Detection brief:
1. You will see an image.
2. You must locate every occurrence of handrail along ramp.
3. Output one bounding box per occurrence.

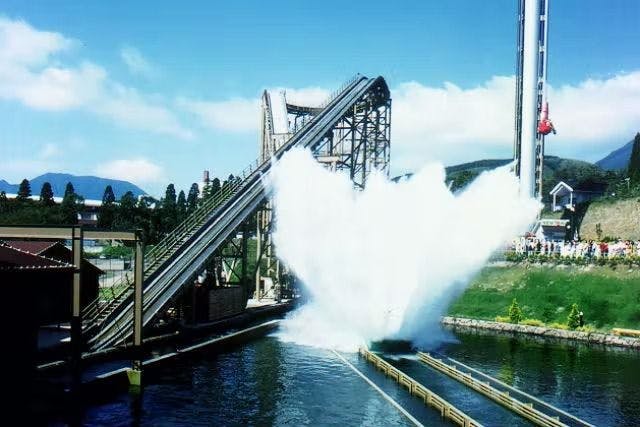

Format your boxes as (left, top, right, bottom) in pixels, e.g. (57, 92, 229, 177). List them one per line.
(417, 352, 570, 427)
(360, 348, 483, 427)
(87, 75, 390, 351)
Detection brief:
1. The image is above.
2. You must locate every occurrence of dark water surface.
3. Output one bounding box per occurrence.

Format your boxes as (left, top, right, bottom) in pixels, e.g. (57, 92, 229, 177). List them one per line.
(438, 328, 640, 427)
(60, 328, 639, 426)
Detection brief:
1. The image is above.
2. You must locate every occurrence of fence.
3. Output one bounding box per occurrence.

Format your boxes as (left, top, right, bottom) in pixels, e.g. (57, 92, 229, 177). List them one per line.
(417, 352, 568, 427)
(359, 348, 483, 427)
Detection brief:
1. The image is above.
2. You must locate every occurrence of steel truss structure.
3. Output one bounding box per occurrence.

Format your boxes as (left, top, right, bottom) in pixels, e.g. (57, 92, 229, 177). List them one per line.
(81, 75, 392, 352)
(513, 0, 550, 200)
(310, 89, 391, 189)
(252, 83, 392, 298)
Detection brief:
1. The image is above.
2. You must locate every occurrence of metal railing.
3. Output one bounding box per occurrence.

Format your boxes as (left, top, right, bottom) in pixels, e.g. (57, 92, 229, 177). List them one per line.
(86, 74, 372, 347)
(82, 160, 265, 324)
(359, 348, 483, 427)
(417, 352, 568, 427)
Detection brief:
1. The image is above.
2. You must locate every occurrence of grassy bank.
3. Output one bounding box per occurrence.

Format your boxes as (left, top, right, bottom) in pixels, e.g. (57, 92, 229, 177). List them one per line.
(448, 265, 640, 330)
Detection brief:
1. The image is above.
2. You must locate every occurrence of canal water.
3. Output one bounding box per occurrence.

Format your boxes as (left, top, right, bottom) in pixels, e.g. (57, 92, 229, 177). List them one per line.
(56, 328, 639, 426)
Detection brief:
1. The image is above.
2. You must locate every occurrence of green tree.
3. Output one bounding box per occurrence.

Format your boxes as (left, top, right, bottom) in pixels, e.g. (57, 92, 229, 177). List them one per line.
(163, 184, 177, 209)
(177, 190, 187, 222)
(162, 184, 178, 232)
(114, 191, 137, 230)
(201, 182, 212, 200)
(211, 177, 221, 197)
(508, 298, 523, 324)
(628, 132, 640, 185)
(60, 182, 81, 224)
(186, 183, 200, 213)
(567, 303, 580, 330)
(98, 185, 117, 229)
(221, 175, 232, 195)
(64, 182, 75, 198)
(135, 195, 159, 244)
(102, 185, 116, 204)
(17, 178, 31, 201)
(0, 191, 8, 214)
(39, 182, 55, 206)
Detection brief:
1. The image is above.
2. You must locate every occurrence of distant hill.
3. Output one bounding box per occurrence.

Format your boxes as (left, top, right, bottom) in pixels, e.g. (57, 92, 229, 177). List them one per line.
(393, 156, 609, 202)
(0, 173, 147, 200)
(596, 139, 634, 171)
(445, 159, 511, 174)
(447, 156, 608, 197)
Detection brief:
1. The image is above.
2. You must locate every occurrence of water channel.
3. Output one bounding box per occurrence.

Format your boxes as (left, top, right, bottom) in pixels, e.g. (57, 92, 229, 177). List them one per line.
(51, 326, 639, 426)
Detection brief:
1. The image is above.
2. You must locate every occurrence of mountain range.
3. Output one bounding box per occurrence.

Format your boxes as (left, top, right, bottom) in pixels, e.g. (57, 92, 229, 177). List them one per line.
(0, 173, 147, 200)
(595, 138, 634, 171)
(1, 136, 635, 201)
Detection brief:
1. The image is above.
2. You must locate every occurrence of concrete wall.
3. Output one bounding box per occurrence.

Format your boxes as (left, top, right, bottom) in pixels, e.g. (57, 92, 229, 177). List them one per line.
(442, 316, 640, 350)
(579, 199, 640, 240)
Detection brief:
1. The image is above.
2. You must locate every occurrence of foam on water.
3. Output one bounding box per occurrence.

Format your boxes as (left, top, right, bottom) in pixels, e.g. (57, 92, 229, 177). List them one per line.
(268, 148, 540, 351)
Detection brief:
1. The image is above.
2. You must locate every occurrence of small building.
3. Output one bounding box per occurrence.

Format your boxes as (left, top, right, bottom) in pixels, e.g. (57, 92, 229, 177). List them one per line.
(532, 219, 570, 241)
(0, 240, 102, 323)
(77, 199, 102, 226)
(549, 180, 607, 212)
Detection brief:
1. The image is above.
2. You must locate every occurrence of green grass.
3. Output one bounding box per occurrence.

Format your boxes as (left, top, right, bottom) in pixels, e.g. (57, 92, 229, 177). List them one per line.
(448, 265, 640, 330)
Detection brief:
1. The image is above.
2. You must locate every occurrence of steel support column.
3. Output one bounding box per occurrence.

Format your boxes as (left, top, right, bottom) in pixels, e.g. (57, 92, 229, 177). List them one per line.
(127, 235, 144, 387)
(70, 226, 83, 390)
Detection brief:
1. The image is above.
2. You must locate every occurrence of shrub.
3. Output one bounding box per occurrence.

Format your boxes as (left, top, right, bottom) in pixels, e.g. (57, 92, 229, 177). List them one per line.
(101, 244, 133, 259)
(508, 298, 523, 324)
(576, 325, 596, 333)
(505, 252, 519, 262)
(495, 315, 510, 323)
(567, 303, 581, 330)
(521, 318, 545, 327)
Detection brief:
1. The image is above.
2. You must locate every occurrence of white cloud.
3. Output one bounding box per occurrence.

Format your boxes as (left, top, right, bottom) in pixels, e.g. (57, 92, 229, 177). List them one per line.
(390, 72, 640, 171)
(179, 97, 260, 133)
(0, 17, 73, 66)
(40, 143, 61, 159)
(274, 86, 330, 107)
(0, 17, 191, 138)
(96, 158, 165, 184)
(4, 62, 106, 110)
(179, 86, 331, 134)
(550, 71, 640, 142)
(98, 84, 193, 139)
(0, 159, 55, 180)
(120, 45, 155, 78)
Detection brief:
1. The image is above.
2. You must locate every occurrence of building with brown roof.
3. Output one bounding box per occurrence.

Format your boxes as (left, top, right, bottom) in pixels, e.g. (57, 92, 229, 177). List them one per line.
(0, 241, 102, 324)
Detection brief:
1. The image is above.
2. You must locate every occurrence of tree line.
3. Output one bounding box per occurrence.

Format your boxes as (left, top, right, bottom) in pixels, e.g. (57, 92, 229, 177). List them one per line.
(604, 132, 640, 200)
(0, 180, 84, 225)
(0, 174, 240, 246)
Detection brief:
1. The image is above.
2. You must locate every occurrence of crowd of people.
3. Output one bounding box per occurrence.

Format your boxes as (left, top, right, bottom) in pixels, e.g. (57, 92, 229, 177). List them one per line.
(512, 237, 640, 259)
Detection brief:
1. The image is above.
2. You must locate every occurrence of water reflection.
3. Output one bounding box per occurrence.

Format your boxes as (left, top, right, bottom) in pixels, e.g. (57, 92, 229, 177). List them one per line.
(439, 326, 640, 426)
(63, 329, 640, 426)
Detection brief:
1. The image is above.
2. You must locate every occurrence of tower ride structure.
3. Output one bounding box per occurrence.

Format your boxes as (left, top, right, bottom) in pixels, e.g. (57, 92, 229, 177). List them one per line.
(513, 0, 553, 200)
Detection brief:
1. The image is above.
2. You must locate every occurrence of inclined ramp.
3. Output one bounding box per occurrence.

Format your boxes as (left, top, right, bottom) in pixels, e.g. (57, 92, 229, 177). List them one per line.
(86, 75, 390, 351)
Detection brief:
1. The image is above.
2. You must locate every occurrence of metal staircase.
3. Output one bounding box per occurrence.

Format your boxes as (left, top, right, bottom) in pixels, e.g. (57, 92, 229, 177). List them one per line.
(81, 172, 251, 331)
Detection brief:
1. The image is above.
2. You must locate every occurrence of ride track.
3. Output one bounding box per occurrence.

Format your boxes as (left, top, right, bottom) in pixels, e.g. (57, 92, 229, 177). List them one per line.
(84, 74, 391, 352)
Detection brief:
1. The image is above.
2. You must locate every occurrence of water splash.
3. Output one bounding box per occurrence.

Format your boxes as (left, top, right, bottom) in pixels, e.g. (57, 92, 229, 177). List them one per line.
(269, 148, 540, 351)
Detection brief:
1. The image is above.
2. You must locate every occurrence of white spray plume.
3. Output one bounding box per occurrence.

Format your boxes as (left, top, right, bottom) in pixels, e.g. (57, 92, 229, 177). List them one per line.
(269, 148, 540, 351)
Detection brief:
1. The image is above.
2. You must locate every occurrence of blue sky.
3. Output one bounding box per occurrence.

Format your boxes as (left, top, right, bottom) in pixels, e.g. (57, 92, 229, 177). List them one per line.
(1, 1, 639, 196)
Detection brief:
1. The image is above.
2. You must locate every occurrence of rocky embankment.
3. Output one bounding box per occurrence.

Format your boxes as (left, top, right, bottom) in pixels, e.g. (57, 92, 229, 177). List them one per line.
(442, 316, 640, 350)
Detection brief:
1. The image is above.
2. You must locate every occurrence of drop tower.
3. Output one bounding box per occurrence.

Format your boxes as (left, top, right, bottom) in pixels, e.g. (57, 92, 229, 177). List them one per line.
(514, 0, 554, 200)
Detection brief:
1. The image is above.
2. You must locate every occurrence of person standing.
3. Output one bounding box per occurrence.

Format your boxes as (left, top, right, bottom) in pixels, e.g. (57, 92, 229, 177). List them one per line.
(578, 311, 584, 327)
